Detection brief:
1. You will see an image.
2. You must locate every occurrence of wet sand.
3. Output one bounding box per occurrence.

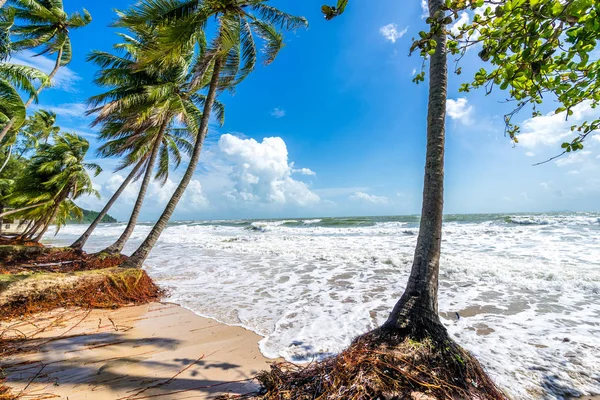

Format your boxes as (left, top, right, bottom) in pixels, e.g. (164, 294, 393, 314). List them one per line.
(1, 302, 275, 399)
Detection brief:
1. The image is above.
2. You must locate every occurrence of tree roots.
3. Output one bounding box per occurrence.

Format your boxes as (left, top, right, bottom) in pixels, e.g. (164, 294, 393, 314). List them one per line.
(254, 327, 507, 400)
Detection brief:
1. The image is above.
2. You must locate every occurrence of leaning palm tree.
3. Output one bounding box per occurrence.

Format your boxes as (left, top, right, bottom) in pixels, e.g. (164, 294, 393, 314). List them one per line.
(0, 0, 92, 144)
(8, 132, 100, 241)
(70, 28, 218, 252)
(117, 0, 307, 269)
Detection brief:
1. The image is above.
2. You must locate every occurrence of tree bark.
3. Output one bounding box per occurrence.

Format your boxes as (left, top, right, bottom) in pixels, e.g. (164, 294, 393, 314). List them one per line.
(121, 57, 224, 269)
(32, 203, 60, 242)
(70, 160, 144, 251)
(0, 145, 12, 173)
(102, 121, 169, 254)
(21, 218, 42, 240)
(0, 47, 63, 144)
(384, 0, 447, 334)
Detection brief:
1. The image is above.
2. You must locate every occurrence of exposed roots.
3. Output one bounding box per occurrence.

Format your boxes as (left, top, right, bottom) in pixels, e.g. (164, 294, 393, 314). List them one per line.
(255, 328, 507, 400)
(0, 380, 17, 400)
(0, 269, 162, 321)
(0, 237, 42, 247)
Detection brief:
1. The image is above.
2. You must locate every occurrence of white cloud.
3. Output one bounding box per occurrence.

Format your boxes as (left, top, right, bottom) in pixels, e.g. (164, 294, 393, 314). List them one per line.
(446, 98, 473, 124)
(518, 101, 597, 149)
(292, 167, 316, 176)
(218, 134, 320, 207)
(10, 50, 81, 92)
(421, 0, 429, 18)
(271, 107, 286, 118)
(350, 191, 390, 205)
(540, 182, 550, 190)
(525, 152, 535, 157)
(555, 150, 592, 167)
(379, 24, 408, 43)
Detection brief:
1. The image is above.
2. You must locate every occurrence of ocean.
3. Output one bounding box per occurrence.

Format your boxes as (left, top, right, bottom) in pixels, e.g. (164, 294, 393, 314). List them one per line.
(47, 212, 600, 399)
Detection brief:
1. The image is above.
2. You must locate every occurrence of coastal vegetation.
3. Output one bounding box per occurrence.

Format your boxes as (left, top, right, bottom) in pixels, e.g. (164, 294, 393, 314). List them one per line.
(1, 0, 599, 399)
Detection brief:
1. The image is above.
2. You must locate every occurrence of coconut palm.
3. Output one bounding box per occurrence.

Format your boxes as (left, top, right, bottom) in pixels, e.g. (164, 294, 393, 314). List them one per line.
(8, 132, 100, 241)
(117, 0, 307, 269)
(0, 62, 48, 173)
(70, 29, 220, 252)
(0, 62, 48, 140)
(0, 6, 14, 60)
(0, 0, 92, 145)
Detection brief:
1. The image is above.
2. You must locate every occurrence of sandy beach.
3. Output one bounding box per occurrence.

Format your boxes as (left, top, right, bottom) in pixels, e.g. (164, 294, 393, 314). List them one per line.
(1, 302, 275, 399)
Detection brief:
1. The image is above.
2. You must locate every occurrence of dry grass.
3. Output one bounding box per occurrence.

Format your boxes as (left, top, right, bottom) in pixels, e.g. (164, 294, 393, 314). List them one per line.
(253, 329, 508, 400)
(0, 246, 127, 273)
(0, 268, 161, 322)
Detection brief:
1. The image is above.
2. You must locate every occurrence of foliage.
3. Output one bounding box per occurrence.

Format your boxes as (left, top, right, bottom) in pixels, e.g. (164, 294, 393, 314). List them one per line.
(445, 0, 600, 155)
(11, 109, 59, 156)
(86, 26, 208, 182)
(8, 133, 101, 236)
(9, 0, 92, 66)
(0, 63, 48, 136)
(322, 0, 348, 20)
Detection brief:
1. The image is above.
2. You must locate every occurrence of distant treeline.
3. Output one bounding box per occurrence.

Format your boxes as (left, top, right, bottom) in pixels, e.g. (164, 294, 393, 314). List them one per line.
(68, 209, 117, 224)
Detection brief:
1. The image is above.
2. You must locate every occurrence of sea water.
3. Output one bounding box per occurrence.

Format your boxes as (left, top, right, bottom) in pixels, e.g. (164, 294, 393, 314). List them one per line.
(47, 212, 600, 399)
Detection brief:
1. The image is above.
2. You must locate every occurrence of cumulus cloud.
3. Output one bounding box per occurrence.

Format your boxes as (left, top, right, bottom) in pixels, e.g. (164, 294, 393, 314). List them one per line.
(446, 98, 473, 124)
(350, 191, 390, 205)
(518, 101, 597, 149)
(379, 24, 408, 43)
(271, 107, 286, 118)
(218, 134, 320, 206)
(10, 50, 81, 92)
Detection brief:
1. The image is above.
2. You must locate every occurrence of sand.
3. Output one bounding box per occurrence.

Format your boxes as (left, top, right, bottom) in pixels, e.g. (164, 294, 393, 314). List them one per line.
(1, 302, 276, 399)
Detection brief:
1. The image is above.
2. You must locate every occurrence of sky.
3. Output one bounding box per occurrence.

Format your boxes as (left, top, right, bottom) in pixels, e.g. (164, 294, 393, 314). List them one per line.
(10, 0, 600, 221)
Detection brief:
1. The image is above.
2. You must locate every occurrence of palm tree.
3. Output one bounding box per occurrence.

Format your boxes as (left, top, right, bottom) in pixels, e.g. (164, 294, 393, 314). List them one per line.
(8, 132, 100, 241)
(70, 29, 216, 252)
(0, 0, 92, 145)
(0, 62, 48, 173)
(0, 62, 48, 139)
(117, 0, 307, 269)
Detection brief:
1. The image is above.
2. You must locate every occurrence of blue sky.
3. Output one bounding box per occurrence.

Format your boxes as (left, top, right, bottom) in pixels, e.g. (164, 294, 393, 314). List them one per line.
(11, 0, 600, 221)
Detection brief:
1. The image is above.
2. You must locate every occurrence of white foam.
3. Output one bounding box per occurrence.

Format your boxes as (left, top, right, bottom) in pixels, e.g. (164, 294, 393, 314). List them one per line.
(45, 213, 600, 399)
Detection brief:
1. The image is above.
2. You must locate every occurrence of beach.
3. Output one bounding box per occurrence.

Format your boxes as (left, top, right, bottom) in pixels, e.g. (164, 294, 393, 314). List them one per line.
(41, 212, 600, 399)
(1, 302, 274, 399)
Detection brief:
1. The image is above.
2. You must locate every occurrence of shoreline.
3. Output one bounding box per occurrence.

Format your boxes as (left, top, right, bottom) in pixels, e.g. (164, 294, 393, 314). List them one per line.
(1, 302, 276, 399)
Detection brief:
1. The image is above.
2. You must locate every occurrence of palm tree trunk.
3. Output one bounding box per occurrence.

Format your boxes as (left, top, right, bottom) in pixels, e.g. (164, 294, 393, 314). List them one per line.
(121, 57, 224, 269)
(103, 121, 169, 254)
(0, 200, 52, 218)
(24, 218, 44, 240)
(0, 47, 63, 144)
(33, 203, 60, 242)
(383, 0, 447, 335)
(70, 160, 144, 251)
(0, 145, 11, 173)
